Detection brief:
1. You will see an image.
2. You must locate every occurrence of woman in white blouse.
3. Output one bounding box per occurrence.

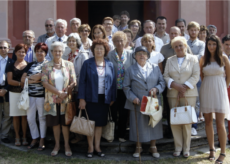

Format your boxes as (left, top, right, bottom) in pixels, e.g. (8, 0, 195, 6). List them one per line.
(141, 34, 164, 73)
(78, 24, 93, 52)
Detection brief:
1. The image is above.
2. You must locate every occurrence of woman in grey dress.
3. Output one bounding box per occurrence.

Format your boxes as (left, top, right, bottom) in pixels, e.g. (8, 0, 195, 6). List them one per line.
(123, 46, 165, 158)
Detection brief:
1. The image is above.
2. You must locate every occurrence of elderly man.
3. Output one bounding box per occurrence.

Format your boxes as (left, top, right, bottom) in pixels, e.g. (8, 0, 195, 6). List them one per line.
(37, 18, 55, 43)
(12, 30, 36, 62)
(207, 24, 217, 35)
(45, 19, 68, 60)
(0, 41, 13, 143)
(70, 18, 81, 33)
(154, 16, 170, 44)
(175, 18, 190, 40)
(135, 20, 164, 52)
(160, 26, 193, 139)
(102, 17, 114, 45)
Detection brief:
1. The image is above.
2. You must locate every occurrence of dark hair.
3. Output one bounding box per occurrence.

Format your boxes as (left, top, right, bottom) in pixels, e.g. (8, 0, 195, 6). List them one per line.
(199, 25, 209, 38)
(91, 24, 107, 41)
(34, 43, 48, 55)
(222, 34, 230, 44)
(14, 43, 28, 54)
(175, 18, 186, 26)
(120, 10, 130, 18)
(156, 16, 167, 23)
(203, 35, 223, 67)
(91, 39, 110, 57)
(123, 29, 134, 39)
(113, 15, 121, 21)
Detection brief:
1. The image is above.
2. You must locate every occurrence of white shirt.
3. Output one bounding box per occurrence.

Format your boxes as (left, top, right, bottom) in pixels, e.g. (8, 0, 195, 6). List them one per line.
(135, 35, 164, 52)
(167, 57, 194, 90)
(137, 63, 147, 80)
(148, 51, 164, 64)
(0, 55, 8, 86)
(112, 26, 118, 34)
(54, 69, 64, 91)
(79, 38, 93, 52)
(97, 67, 105, 94)
(108, 35, 113, 46)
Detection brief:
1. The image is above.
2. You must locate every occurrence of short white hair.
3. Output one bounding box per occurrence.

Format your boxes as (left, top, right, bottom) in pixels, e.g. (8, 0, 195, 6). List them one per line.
(68, 33, 82, 48)
(45, 18, 54, 25)
(23, 30, 35, 38)
(70, 18, 81, 26)
(55, 19, 67, 28)
(50, 42, 65, 53)
(171, 36, 188, 51)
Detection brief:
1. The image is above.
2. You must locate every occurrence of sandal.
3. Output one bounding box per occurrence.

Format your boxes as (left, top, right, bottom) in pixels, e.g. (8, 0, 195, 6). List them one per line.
(15, 138, 21, 146)
(51, 149, 60, 156)
(208, 149, 216, 161)
(86, 152, 93, 158)
(94, 151, 105, 157)
(215, 153, 226, 164)
(37, 145, 45, 151)
(22, 138, 28, 146)
(133, 147, 143, 158)
(173, 151, 181, 157)
(28, 141, 38, 149)
(183, 152, 190, 158)
(149, 146, 160, 158)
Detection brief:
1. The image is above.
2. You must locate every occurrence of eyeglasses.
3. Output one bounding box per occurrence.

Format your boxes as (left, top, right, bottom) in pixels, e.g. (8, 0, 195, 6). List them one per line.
(23, 36, 33, 39)
(0, 47, 8, 50)
(104, 23, 113, 26)
(45, 24, 53, 27)
(95, 48, 105, 51)
(131, 25, 139, 28)
(81, 30, 89, 33)
(93, 32, 102, 36)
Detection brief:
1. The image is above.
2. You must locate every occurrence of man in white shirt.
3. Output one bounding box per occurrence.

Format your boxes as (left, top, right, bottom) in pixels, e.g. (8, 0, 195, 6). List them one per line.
(154, 16, 170, 44)
(135, 20, 164, 52)
(37, 18, 55, 43)
(102, 17, 114, 45)
(118, 11, 130, 31)
(207, 24, 217, 35)
(46, 19, 68, 60)
(175, 18, 190, 40)
(0, 41, 13, 143)
(12, 30, 36, 62)
(70, 18, 81, 33)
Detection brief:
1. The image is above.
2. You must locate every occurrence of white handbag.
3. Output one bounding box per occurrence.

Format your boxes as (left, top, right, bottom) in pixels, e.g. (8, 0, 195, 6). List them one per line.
(170, 96, 197, 125)
(148, 106, 163, 128)
(102, 108, 115, 142)
(18, 78, 29, 110)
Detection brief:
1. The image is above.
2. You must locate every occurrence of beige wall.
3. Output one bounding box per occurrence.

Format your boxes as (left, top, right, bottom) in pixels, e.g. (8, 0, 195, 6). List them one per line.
(29, 0, 56, 41)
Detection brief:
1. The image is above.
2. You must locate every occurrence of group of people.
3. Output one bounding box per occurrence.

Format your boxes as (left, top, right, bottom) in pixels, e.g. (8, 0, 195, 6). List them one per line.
(0, 10, 229, 163)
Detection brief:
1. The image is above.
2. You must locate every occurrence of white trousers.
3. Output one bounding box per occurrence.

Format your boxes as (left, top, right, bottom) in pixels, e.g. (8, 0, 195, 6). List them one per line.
(27, 97, 46, 139)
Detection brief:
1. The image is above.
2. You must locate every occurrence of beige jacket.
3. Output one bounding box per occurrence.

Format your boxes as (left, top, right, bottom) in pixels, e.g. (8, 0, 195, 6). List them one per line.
(163, 53, 200, 98)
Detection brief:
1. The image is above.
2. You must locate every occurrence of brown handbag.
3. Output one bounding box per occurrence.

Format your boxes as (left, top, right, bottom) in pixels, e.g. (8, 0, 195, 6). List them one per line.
(70, 109, 95, 136)
(65, 94, 76, 125)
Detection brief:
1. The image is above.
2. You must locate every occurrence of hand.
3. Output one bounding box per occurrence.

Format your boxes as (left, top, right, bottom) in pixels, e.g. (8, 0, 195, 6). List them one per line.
(149, 88, 158, 97)
(56, 97, 63, 104)
(0, 89, 7, 97)
(182, 84, 189, 89)
(79, 99, 86, 110)
(67, 85, 74, 95)
(29, 73, 42, 81)
(58, 91, 68, 99)
(133, 98, 140, 105)
(110, 101, 114, 106)
(174, 83, 187, 94)
(130, 42, 135, 48)
(178, 92, 185, 98)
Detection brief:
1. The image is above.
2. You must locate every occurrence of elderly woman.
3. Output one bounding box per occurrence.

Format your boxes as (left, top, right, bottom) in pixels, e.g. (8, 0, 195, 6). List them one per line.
(63, 33, 82, 62)
(91, 24, 114, 51)
(6, 44, 28, 146)
(78, 24, 93, 52)
(41, 42, 76, 157)
(199, 35, 230, 164)
(198, 25, 209, 43)
(123, 46, 165, 158)
(128, 20, 142, 43)
(163, 36, 200, 157)
(78, 39, 116, 158)
(141, 34, 164, 73)
(123, 29, 134, 50)
(107, 31, 135, 142)
(21, 43, 48, 150)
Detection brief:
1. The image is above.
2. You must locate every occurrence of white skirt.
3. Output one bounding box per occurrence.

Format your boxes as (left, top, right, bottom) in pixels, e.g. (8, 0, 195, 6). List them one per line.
(9, 92, 27, 116)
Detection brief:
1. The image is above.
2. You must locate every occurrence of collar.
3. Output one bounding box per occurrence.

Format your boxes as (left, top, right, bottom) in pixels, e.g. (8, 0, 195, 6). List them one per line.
(0, 55, 8, 61)
(46, 33, 55, 38)
(154, 32, 168, 37)
(188, 38, 198, 43)
(55, 34, 66, 41)
(50, 59, 66, 68)
(108, 35, 112, 39)
(137, 62, 147, 71)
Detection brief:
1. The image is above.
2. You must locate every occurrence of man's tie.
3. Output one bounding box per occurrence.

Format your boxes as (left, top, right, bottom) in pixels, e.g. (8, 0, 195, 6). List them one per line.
(58, 38, 61, 42)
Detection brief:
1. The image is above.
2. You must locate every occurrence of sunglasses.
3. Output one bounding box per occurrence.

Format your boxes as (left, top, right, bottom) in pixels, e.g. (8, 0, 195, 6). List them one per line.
(0, 47, 8, 50)
(45, 24, 53, 27)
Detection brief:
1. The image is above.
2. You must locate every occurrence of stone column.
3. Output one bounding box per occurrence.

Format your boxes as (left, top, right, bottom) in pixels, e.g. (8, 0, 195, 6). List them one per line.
(0, 1, 11, 45)
(29, 0, 56, 42)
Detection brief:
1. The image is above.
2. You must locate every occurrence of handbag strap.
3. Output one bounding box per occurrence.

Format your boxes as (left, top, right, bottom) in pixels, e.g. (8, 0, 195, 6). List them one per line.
(78, 108, 90, 121)
(175, 94, 188, 108)
(108, 108, 113, 121)
(24, 78, 28, 91)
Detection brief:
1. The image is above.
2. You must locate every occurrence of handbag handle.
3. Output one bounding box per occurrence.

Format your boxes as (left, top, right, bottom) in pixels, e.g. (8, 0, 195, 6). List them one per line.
(108, 108, 113, 121)
(78, 108, 90, 121)
(150, 91, 158, 99)
(24, 78, 28, 91)
(174, 94, 189, 108)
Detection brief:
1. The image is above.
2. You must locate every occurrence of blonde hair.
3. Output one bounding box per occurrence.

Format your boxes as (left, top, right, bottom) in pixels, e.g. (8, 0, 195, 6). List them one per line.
(141, 34, 156, 51)
(187, 21, 200, 31)
(78, 24, 91, 33)
(171, 36, 188, 53)
(128, 19, 142, 34)
(112, 31, 127, 46)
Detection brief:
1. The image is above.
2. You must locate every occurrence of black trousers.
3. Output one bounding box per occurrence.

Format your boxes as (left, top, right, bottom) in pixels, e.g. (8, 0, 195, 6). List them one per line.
(162, 89, 172, 135)
(110, 89, 129, 138)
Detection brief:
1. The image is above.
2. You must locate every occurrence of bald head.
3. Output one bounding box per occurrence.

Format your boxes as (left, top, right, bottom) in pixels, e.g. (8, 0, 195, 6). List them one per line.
(169, 26, 181, 40)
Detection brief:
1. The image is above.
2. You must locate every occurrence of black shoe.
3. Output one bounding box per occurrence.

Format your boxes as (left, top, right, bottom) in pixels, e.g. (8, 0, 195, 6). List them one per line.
(217, 142, 220, 148)
(94, 151, 105, 157)
(86, 152, 93, 158)
(228, 140, 230, 145)
(1, 138, 11, 143)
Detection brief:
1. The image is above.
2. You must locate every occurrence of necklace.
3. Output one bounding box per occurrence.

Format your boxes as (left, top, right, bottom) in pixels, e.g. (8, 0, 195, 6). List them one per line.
(95, 60, 105, 76)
